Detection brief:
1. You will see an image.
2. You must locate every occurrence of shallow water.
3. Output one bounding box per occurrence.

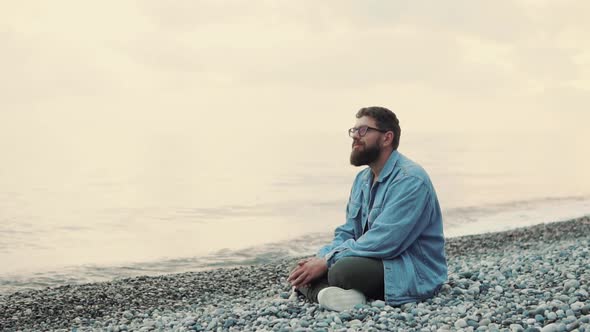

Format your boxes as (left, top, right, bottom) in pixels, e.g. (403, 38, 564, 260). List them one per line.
(1, 130, 589, 294)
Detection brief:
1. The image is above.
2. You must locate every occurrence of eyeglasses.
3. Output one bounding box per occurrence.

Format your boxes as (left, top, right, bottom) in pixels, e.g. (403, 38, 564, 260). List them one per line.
(348, 126, 387, 137)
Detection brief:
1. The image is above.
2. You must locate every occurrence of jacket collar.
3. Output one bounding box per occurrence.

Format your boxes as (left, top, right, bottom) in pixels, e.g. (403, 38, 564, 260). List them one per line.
(363, 150, 400, 184)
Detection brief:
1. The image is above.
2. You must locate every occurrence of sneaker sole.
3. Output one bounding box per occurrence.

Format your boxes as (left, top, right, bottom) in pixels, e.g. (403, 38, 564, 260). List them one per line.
(317, 286, 366, 312)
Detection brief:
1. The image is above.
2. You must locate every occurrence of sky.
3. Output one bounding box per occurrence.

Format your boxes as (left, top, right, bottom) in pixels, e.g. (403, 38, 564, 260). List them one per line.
(1, 1, 589, 144)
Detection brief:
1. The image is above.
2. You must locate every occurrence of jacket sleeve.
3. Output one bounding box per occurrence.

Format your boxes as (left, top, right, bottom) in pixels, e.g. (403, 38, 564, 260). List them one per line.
(325, 176, 431, 267)
(316, 172, 365, 258)
(316, 202, 356, 258)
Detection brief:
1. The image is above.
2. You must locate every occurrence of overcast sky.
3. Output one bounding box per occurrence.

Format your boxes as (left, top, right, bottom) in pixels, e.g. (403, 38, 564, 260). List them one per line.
(1, 1, 589, 141)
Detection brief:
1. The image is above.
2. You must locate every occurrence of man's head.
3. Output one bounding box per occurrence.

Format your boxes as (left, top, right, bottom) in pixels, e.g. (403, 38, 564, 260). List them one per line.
(349, 106, 401, 166)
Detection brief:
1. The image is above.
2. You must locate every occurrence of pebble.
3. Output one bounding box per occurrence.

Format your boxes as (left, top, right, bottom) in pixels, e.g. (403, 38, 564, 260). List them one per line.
(371, 300, 386, 308)
(455, 319, 468, 328)
(572, 302, 585, 311)
(556, 310, 565, 318)
(480, 319, 491, 326)
(540, 323, 560, 332)
(545, 311, 557, 321)
(564, 280, 580, 291)
(349, 319, 362, 326)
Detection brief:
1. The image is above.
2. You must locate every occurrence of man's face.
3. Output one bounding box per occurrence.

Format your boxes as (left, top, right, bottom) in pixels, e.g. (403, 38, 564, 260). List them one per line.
(350, 116, 382, 166)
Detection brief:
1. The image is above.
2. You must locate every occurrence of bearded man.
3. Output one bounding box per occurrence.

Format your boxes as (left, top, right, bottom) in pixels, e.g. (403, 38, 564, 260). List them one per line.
(287, 106, 448, 311)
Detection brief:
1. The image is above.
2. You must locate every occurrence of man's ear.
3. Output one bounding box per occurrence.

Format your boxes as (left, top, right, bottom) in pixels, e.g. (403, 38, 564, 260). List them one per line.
(384, 132, 394, 147)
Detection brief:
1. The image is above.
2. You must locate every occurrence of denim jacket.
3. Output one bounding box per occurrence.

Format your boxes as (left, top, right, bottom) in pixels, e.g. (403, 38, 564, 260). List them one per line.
(317, 151, 448, 305)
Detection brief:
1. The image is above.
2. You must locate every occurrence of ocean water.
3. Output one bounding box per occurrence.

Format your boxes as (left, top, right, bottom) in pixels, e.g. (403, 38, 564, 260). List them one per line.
(1, 130, 589, 294)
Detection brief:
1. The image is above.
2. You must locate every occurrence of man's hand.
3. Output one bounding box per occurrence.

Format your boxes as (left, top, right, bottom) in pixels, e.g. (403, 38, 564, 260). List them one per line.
(287, 257, 328, 289)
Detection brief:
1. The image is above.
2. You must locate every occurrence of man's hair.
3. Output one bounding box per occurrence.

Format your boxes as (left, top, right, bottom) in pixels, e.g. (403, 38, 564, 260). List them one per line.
(356, 106, 401, 150)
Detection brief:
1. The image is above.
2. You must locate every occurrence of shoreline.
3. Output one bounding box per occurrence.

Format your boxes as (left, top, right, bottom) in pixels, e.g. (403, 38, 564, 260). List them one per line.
(3, 210, 589, 296)
(1, 215, 589, 331)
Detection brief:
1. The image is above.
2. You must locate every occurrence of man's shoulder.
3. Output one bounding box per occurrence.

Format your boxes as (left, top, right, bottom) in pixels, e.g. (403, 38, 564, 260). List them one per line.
(392, 152, 431, 185)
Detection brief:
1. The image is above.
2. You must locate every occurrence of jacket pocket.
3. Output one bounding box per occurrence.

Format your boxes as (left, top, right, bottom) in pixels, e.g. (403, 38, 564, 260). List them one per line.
(347, 203, 362, 238)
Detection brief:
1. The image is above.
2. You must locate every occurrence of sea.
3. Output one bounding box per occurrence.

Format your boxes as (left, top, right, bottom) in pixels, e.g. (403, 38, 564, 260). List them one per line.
(1, 129, 589, 295)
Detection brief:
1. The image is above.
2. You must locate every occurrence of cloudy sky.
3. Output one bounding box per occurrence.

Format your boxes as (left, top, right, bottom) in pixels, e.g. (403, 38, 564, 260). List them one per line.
(1, 1, 589, 141)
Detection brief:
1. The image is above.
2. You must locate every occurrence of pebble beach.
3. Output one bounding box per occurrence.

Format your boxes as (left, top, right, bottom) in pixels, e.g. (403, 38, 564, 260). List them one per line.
(1, 216, 590, 332)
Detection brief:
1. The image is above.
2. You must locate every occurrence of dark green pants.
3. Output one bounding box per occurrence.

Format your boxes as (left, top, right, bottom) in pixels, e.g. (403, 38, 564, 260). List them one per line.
(296, 256, 385, 302)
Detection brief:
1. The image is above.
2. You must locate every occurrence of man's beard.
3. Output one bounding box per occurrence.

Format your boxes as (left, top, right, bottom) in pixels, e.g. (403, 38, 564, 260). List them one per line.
(350, 141, 381, 166)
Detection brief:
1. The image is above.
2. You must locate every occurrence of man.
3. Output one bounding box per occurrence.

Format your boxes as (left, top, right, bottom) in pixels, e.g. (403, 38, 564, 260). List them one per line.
(287, 106, 447, 311)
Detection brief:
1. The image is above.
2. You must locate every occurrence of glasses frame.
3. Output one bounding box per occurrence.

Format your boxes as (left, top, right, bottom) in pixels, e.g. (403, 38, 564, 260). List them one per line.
(348, 125, 388, 137)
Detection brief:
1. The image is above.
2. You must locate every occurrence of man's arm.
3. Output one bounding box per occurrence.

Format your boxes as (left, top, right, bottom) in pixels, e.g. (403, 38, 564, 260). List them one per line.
(325, 176, 431, 267)
(316, 172, 365, 258)
(316, 204, 356, 258)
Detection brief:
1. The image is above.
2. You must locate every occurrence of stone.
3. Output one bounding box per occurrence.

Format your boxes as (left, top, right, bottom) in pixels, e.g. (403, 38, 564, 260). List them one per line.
(566, 321, 580, 331)
(556, 310, 565, 318)
(223, 319, 236, 329)
(571, 302, 585, 311)
(545, 312, 557, 321)
(540, 323, 560, 332)
(371, 300, 386, 308)
(480, 319, 491, 326)
(455, 319, 468, 329)
(338, 313, 351, 321)
(524, 328, 540, 332)
(467, 319, 479, 328)
(564, 280, 580, 291)
(456, 305, 467, 315)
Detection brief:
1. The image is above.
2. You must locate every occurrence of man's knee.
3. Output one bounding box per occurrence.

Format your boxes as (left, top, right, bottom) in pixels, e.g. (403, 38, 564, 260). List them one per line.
(327, 257, 362, 289)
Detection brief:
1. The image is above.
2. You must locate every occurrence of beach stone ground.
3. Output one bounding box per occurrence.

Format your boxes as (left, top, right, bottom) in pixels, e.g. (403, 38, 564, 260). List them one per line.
(1, 216, 589, 331)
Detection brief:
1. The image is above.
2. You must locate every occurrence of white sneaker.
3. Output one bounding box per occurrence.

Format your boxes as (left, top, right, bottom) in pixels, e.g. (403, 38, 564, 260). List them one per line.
(317, 286, 366, 312)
